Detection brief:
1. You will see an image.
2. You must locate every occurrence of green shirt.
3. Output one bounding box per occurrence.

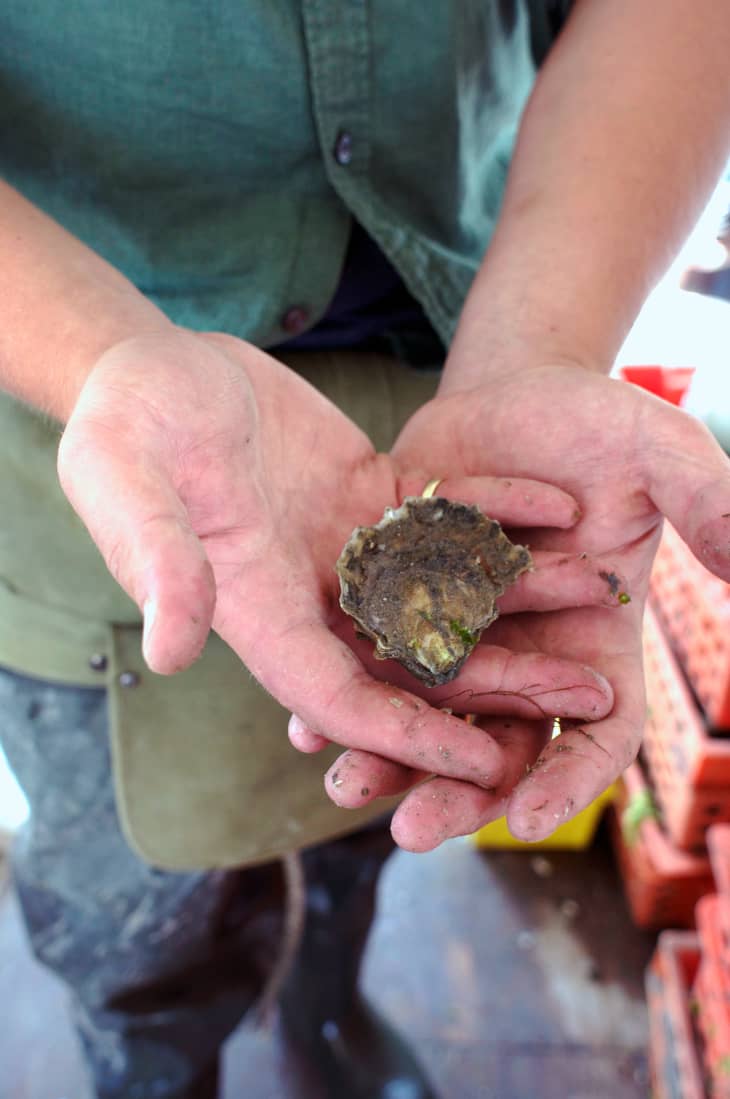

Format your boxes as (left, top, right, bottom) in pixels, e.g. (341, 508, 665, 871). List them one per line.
(0, 1, 565, 347)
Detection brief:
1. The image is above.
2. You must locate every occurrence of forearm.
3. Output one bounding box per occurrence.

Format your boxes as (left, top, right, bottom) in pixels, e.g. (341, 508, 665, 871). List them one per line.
(444, 0, 730, 392)
(0, 180, 173, 420)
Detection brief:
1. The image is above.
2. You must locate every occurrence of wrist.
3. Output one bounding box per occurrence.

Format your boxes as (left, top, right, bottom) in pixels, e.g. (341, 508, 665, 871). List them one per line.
(440, 228, 623, 397)
(53, 313, 177, 424)
(6, 303, 176, 425)
(0, 180, 175, 422)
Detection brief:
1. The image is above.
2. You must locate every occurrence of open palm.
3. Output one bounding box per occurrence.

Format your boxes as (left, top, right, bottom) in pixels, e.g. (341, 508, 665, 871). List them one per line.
(337, 363, 730, 848)
(58, 334, 629, 831)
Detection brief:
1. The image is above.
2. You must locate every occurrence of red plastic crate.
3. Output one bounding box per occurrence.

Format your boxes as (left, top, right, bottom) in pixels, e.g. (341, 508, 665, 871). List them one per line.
(620, 365, 695, 406)
(610, 760, 714, 930)
(695, 894, 730, 1001)
(708, 826, 730, 895)
(694, 896, 730, 1095)
(646, 954, 673, 1099)
(694, 961, 730, 1097)
(644, 603, 730, 786)
(641, 605, 730, 850)
(695, 894, 730, 1004)
(650, 522, 730, 729)
(646, 931, 707, 1099)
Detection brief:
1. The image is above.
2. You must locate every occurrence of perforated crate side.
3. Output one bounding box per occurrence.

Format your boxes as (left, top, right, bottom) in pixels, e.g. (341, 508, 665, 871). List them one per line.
(610, 764, 714, 929)
(648, 932, 707, 1099)
(650, 523, 730, 728)
(643, 604, 730, 788)
(708, 825, 730, 895)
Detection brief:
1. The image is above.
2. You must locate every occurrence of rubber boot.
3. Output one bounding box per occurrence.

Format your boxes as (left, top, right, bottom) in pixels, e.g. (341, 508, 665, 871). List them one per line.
(279, 824, 439, 1099)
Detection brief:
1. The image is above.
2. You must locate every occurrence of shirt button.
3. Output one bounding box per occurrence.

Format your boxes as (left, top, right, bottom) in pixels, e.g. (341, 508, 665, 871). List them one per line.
(282, 305, 310, 335)
(88, 653, 108, 672)
(118, 670, 140, 688)
(333, 130, 353, 166)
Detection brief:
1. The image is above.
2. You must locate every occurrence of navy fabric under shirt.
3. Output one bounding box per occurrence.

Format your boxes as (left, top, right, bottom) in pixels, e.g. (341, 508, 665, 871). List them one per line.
(273, 221, 445, 367)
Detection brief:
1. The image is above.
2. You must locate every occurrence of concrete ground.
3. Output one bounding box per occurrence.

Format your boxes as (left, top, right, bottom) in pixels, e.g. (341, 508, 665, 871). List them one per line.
(0, 822, 655, 1099)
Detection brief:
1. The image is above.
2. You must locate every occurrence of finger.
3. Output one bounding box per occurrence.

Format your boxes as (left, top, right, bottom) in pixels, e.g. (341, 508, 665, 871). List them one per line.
(288, 713, 331, 753)
(223, 565, 612, 786)
(395, 473, 581, 528)
(326, 749, 423, 805)
(391, 718, 551, 851)
(337, 628, 615, 722)
(462, 603, 645, 841)
(327, 715, 548, 812)
(497, 549, 633, 613)
(643, 403, 730, 580)
(57, 429, 215, 675)
(227, 611, 509, 788)
(432, 646, 614, 720)
(505, 659, 644, 843)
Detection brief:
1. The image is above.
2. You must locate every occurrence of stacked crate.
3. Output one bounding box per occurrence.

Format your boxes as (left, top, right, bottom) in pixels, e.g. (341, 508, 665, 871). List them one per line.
(694, 894, 730, 1096)
(621, 370, 727, 1095)
(647, 826, 730, 1099)
(694, 827, 730, 1098)
(646, 930, 706, 1099)
(609, 527, 730, 930)
(609, 758, 714, 930)
(651, 521, 730, 732)
(641, 598, 730, 853)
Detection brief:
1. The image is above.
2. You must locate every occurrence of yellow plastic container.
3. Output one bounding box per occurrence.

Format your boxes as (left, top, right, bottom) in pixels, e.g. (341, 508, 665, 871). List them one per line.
(470, 784, 617, 851)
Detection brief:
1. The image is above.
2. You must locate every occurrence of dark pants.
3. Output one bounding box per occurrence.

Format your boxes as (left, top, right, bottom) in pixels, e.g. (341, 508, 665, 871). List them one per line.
(0, 666, 394, 1098)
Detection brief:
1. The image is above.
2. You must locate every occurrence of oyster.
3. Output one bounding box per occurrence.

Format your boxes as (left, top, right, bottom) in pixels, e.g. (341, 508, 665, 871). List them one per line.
(336, 496, 532, 687)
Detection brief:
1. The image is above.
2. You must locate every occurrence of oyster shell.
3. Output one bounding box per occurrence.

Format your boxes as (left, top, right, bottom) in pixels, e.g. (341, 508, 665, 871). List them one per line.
(336, 496, 532, 687)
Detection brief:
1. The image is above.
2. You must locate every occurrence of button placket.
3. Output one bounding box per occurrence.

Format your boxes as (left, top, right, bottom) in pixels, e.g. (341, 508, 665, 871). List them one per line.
(301, 0, 372, 181)
(287, 2, 372, 339)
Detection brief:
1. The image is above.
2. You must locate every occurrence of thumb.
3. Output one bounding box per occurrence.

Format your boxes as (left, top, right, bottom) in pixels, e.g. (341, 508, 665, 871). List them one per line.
(644, 402, 730, 580)
(57, 426, 215, 675)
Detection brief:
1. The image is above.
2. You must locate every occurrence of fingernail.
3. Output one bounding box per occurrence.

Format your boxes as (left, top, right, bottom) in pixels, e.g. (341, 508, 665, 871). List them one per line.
(515, 813, 542, 839)
(288, 713, 305, 738)
(584, 667, 612, 695)
(142, 599, 157, 655)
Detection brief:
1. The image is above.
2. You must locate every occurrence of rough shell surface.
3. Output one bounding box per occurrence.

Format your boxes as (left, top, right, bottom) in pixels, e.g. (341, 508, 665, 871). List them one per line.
(336, 496, 532, 687)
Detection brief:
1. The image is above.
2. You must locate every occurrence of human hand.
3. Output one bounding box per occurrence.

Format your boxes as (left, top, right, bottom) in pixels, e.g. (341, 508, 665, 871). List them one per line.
(58, 332, 623, 817)
(323, 363, 730, 849)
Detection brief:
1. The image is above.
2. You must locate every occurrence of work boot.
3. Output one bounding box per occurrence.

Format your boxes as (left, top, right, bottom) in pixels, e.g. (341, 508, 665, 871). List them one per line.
(65, 858, 288, 1099)
(279, 824, 439, 1099)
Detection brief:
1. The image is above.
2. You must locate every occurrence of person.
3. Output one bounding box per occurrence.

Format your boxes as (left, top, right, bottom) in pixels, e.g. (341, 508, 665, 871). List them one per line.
(1, 2, 730, 1097)
(682, 200, 730, 303)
